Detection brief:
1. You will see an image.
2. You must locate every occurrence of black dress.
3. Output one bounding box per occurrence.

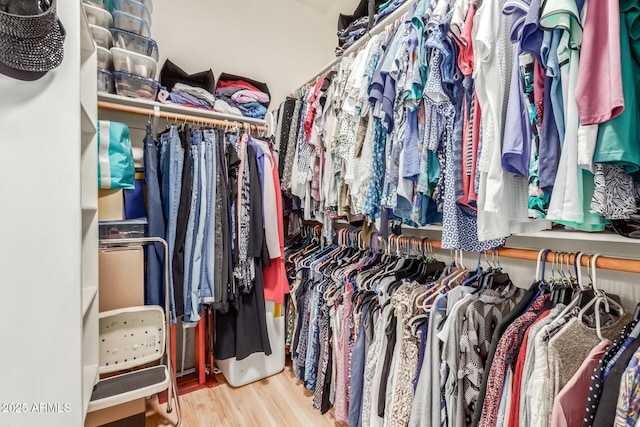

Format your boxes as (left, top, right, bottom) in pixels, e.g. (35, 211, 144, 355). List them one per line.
(214, 142, 272, 361)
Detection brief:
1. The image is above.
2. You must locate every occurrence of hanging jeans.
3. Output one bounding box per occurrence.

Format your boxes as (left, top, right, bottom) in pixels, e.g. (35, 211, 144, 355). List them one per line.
(183, 130, 204, 324)
(143, 124, 165, 307)
(159, 126, 183, 323)
(201, 129, 216, 303)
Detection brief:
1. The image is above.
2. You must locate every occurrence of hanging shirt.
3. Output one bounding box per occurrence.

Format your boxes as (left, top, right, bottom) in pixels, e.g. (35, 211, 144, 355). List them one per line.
(592, 1, 640, 175)
(614, 346, 640, 427)
(551, 340, 611, 427)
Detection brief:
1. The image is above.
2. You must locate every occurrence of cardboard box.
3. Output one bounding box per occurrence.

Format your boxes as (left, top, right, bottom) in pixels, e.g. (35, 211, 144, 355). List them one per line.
(98, 189, 124, 221)
(98, 246, 144, 312)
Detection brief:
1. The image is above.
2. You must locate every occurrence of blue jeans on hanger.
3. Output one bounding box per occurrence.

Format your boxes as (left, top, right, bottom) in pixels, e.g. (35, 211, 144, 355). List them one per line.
(200, 129, 216, 303)
(143, 124, 165, 307)
(183, 130, 204, 324)
(160, 126, 183, 323)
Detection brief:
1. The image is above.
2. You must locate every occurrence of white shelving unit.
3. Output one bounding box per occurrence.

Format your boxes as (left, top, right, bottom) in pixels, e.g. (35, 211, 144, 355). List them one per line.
(0, 1, 98, 425)
(80, 0, 99, 418)
(98, 92, 268, 126)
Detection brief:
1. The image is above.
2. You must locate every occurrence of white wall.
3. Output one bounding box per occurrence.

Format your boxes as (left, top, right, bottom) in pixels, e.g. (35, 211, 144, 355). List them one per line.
(151, 0, 360, 108)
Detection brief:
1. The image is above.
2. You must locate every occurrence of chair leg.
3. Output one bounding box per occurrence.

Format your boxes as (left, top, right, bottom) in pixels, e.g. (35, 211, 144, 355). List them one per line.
(170, 373, 182, 426)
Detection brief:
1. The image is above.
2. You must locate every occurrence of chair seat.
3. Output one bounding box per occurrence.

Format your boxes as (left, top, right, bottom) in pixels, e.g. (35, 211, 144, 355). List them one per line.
(88, 365, 170, 412)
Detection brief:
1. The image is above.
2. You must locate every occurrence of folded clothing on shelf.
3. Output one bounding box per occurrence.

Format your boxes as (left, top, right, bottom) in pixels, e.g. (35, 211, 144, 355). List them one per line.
(157, 82, 216, 110)
(214, 72, 270, 119)
(373, 0, 408, 25)
(236, 102, 268, 119)
(214, 99, 243, 116)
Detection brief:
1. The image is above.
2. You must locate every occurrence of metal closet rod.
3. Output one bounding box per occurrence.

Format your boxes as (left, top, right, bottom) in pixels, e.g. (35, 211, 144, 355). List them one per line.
(97, 101, 270, 132)
(331, 224, 640, 273)
(414, 238, 640, 274)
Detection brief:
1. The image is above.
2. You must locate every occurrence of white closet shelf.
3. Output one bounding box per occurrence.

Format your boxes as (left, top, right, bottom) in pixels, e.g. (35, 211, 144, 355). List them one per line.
(509, 229, 640, 244)
(334, 220, 640, 245)
(82, 286, 98, 318)
(98, 93, 268, 126)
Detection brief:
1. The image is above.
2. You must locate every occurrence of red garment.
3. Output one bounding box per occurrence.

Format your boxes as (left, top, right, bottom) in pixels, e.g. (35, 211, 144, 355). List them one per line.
(533, 59, 545, 125)
(262, 147, 289, 304)
(216, 79, 262, 93)
(454, 2, 476, 78)
(459, 100, 471, 206)
(480, 294, 550, 427)
(507, 309, 552, 427)
(468, 95, 481, 203)
(303, 77, 325, 141)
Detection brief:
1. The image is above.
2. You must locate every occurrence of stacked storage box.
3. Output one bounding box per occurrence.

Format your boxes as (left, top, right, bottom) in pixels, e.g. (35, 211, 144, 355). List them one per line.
(85, 0, 159, 101)
(83, 1, 115, 94)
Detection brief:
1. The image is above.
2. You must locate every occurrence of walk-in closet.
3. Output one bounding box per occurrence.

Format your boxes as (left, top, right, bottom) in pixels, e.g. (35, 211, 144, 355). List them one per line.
(2, 0, 640, 426)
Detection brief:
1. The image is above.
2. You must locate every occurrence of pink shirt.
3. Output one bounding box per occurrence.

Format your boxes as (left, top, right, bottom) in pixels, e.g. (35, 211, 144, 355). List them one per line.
(574, 0, 624, 125)
(550, 339, 612, 427)
(262, 144, 289, 305)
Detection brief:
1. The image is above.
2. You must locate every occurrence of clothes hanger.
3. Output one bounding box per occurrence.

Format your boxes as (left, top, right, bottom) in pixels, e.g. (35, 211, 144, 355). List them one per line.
(578, 254, 625, 340)
(462, 252, 484, 287)
(555, 252, 589, 320)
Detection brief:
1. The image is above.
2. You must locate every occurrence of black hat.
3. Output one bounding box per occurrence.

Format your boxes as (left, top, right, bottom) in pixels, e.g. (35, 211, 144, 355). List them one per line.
(612, 214, 640, 239)
(0, 0, 66, 81)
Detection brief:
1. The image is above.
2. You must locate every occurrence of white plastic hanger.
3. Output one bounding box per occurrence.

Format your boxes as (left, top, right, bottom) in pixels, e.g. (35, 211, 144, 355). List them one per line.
(535, 249, 546, 282)
(578, 254, 625, 340)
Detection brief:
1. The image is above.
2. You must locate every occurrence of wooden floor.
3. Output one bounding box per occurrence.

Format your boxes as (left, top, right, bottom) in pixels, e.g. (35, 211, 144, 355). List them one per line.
(146, 361, 339, 427)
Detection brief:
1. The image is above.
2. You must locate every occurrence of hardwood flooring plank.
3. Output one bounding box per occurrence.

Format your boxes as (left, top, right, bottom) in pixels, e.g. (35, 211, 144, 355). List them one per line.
(145, 363, 340, 427)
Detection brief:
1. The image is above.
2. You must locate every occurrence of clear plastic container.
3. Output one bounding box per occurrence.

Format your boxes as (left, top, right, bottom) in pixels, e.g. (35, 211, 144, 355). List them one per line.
(97, 69, 115, 93)
(113, 0, 151, 25)
(106, 0, 152, 13)
(110, 47, 156, 79)
(113, 71, 159, 100)
(99, 219, 147, 239)
(112, 10, 150, 37)
(109, 28, 158, 61)
(97, 46, 112, 70)
(83, 0, 105, 9)
(138, 0, 152, 13)
(83, 3, 113, 28)
(90, 24, 112, 49)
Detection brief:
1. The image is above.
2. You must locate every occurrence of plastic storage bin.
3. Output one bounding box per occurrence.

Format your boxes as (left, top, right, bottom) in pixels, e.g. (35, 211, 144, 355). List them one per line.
(137, 0, 152, 13)
(90, 24, 112, 48)
(113, 71, 158, 100)
(84, 3, 113, 28)
(97, 69, 115, 93)
(99, 219, 147, 239)
(97, 46, 112, 70)
(111, 47, 156, 79)
(113, 0, 151, 25)
(112, 10, 150, 37)
(215, 301, 285, 387)
(110, 28, 158, 61)
(83, 0, 105, 8)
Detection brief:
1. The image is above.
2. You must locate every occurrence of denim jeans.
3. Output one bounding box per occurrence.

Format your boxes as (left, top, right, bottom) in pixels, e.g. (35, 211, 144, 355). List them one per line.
(143, 124, 165, 307)
(160, 126, 183, 323)
(183, 130, 203, 323)
(201, 129, 216, 303)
